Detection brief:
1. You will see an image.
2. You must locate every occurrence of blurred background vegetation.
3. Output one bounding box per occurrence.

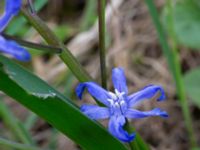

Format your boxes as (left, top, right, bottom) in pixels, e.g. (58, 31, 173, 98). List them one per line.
(1, 0, 200, 149)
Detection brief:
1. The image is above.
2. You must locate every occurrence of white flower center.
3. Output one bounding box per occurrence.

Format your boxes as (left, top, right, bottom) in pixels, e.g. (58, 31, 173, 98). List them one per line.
(107, 89, 126, 108)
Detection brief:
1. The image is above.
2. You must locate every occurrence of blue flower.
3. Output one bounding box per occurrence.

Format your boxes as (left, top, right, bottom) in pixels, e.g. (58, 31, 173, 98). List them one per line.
(76, 67, 168, 142)
(0, 0, 30, 61)
(0, 36, 31, 61)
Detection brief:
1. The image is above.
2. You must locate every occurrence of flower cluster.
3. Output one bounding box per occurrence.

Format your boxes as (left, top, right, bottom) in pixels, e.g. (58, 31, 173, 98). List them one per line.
(0, 0, 30, 61)
(76, 67, 168, 142)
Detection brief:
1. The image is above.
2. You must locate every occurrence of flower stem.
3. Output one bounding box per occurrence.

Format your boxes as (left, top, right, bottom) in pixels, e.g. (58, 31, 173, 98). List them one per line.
(144, 0, 197, 147)
(98, 0, 107, 89)
(27, 0, 36, 14)
(125, 121, 150, 150)
(20, 8, 92, 83)
(20, 8, 107, 107)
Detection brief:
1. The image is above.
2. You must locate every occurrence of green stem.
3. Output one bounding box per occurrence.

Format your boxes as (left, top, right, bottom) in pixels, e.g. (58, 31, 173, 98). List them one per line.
(98, 0, 107, 89)
(20, 8, 92, 82)
(144, 0, 197, 147)
(0, 99, 34, 145)
(0, 137, 44, 150)
(125, 121, 150, 150)
(20, 8, 105, 107)
(27, 0, 36, 14)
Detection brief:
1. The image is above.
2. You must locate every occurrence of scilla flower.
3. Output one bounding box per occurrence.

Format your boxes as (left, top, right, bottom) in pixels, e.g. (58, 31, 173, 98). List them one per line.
(76, 67, 168, 142)
(0, 0, 30, 61)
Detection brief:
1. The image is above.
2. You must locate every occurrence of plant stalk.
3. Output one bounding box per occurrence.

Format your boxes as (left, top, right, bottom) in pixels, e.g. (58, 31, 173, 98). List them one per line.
(125, 121, 150, 150)
(98, 0, 107, 89)
(21, 8, 92, 82)
(27, 0, 36, 14)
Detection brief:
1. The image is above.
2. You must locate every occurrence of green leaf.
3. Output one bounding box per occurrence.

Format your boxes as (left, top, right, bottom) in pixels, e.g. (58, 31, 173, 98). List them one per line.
(0, 55, 127, 150)
(171, 2, 200, 49)
(184, 67, 200, 108)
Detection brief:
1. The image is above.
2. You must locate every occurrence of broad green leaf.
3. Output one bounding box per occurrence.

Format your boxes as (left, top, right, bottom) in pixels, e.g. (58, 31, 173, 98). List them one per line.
(184, 67, 200, 108)
(172, 2, 200, 49)
(0, 55, 127, 150)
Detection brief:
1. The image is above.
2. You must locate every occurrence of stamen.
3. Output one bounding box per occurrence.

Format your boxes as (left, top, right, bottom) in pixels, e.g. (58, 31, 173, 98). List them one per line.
(107, 90, 126, 111)
(114, 103, 120, 107)
(120, 100, 125, 105)
(107, 98, 114, 105)
(108, 91, 117, 100)
(114, 89, 125, 98)
(114, 89, 120, 96)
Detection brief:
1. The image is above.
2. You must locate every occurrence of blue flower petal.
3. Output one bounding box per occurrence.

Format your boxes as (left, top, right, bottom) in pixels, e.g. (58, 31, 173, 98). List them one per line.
(125, 108, 168, 119)
(128, 84, 166, 107)
(5, 0, 22, 15)
(112, 67, 128, 94)
(0, 0, 22, 32)
(0, 13, 13, 32)
(81, 104, 110, 120)
(76, 82, 110, 106)
(0, 36, 31, 61)
(108, 115, 135, 142)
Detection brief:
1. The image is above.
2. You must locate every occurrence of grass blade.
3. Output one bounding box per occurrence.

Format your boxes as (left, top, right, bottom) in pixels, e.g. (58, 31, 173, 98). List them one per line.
(144, 0, 197, 147)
